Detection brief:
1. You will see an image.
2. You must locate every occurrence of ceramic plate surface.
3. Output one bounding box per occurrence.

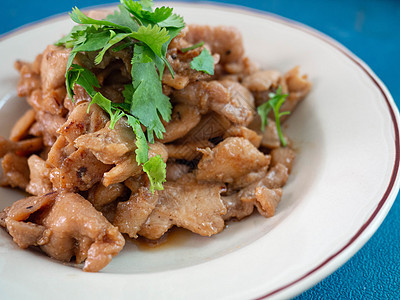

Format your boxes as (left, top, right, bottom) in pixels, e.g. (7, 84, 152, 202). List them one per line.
(0, 2, 399, 299)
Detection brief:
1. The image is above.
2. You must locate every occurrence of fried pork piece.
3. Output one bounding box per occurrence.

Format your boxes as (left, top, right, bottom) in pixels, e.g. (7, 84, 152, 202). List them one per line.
(14, 54, 42, 97)
(137, 175, 226, 239)
(173, 80, 254, 126)
(221, 193, 254, 221)
(114, 187, 159, 238)
(223, 126, 262, 148)
(74, 118, 136, 165)
(50, 147, 111, 192)
(186, 25, 244, 64)
(2, 192, 125, 272)
(0, 136, 43, 158)
(102, 142, 168, 187)
(88, 182, 127, 210)
(26, 154, 52, 195)
(160, 104, 201, 143)
(31, 111, 66, 146)
(9, 109, 36, 142)
(58, 102, 109, 143)
(279, 66, 312, 121)
(196, 137, 270, 184)
(270, 147, 296, 173)
(0, 152, 30, 189)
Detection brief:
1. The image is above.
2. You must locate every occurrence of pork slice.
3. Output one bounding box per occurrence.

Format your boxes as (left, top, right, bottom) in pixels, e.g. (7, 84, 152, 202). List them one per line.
(160, 104, 201, 143)
(178, 112, 231, 143)
(9, 109, 36, 142)
(165, 140, 213, 161)
(3, 192, 125, 272)
(281, 66, 311, 121)
(270, 147, 296, 173)
(58, 103, 109, 143)
(40, 45, 70, 92)
(242, 70, 282, 93)
(221, 193, 254, 221)
(35, 111, 67, 146)
(27, 88, 67, 116)
(173, 80, 253, 125)
(50, 147, 111, 192)
(15, 55, 42, 97)
(138, 175, 227, 239)
(196, 137, 270, 184)
(74, 118, 136, 165)
(114, 187, 159, 238)
(0, 153, 30, 189)
(87, 182, 127, 210)
(102, 142, 168, 187)
(186, 25, 244, 64)
(26, 154, 53, 196)
(0, 136, 43, 158)
(223, 126, 262, 148)
(46, 135, 76, 168)
(3, 192, 57, 247)
(166, 162, 190, 182)
(239, 163, 289, 204)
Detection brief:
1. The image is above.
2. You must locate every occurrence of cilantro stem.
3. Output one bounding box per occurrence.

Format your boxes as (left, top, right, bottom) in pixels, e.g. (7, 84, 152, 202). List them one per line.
(181, 41, 204, 53)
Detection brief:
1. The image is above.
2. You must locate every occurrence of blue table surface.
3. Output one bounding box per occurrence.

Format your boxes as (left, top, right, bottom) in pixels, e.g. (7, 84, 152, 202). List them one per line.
(1, 0, 399, 298)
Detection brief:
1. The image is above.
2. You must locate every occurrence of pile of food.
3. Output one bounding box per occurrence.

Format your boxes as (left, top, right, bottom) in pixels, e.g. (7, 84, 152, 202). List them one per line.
(0, 0, 311, 272)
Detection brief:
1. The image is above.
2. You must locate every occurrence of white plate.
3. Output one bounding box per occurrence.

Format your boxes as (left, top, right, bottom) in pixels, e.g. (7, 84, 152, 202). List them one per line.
(0, 2, 399, 299)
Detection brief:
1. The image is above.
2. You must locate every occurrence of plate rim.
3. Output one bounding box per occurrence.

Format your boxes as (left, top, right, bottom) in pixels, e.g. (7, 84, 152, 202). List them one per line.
(0, 1, 399, 299)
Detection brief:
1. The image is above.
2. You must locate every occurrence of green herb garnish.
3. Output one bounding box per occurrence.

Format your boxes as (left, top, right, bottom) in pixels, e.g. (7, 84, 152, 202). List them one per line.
(257, 86, 290, 147)
(56, 0, 186, 192)
(181, 41, 204, 53)
(190, 48, 214, 75)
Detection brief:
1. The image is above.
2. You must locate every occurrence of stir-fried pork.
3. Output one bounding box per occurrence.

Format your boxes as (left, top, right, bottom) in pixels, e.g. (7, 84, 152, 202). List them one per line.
(0, 19, 310, 272)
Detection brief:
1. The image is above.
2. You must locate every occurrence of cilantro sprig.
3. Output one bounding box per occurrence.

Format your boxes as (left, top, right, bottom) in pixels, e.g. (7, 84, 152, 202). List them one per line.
(56, 0, 186, 192)
(257, 86, 290, 147)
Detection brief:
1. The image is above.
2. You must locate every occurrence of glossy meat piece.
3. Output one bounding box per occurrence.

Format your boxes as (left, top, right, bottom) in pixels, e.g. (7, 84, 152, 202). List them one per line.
(14, 55, 42, 97)
(74, 118, 136, 165)
(50, 147, 111, 192)
(173, 80, 254, 126)
(196, 137, 270, 184)
(165, 140, 213, 161)
(102, 142, 168, 187)
(270, 147, 296, 173)
(26, 154, 52, 196)
(114, 187, 159, 238)
(87, 182, 127, 210)
(3, 192, 125, 272)
(0, 153, 30, 189)
(186, 25, 244, 64)
(160, 104, 201, 143)
(58, 103, 109, 143)
(40, 45, 70, 92)
(138, 175, 226, 239)
(166, 162, 190, 182)
(221, 193, 254, 221)
(34, 111, 66, 146)
(223, 126, 262, 148)
(9, 109, 36, 142)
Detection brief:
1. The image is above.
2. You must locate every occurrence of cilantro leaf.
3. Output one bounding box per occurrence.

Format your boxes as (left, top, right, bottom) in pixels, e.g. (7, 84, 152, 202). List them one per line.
(130, 45, 172, 140)
(126, 115, 149, 165)
(257, 86, 290, 147)
(70, 7, 133, 32)
(190, 48, 215, 75)
(143, 155, 167, 192)
(131, 24, 170, 57)
(66, 64, 100, 99)
(105, 5, 140, 32)
(157, 13, 185, 28)
(58, 0, 187, 192)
